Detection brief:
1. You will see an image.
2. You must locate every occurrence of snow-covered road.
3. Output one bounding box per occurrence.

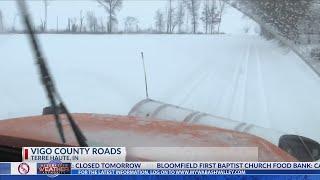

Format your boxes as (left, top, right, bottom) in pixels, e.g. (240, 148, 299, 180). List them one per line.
(0, 34, 319, 141)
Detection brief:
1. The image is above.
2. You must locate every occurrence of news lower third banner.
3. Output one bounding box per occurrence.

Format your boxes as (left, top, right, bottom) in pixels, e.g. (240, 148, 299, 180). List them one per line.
(2, 162, 320, 175)
(22, 147, 259, 162)
(0, 147, 319, 176)
(22, 147, 126, 162)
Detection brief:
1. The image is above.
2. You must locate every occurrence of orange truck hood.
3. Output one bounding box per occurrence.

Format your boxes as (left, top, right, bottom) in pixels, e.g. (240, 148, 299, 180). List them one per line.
(0, 113, 296, 162)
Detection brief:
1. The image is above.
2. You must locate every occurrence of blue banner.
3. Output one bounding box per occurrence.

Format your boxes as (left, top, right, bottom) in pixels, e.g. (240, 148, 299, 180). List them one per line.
(70, 169, 320, 175)
(0, 163, 11, 174)
(1, 175, 320, 180)
(246, 170, 320, 174)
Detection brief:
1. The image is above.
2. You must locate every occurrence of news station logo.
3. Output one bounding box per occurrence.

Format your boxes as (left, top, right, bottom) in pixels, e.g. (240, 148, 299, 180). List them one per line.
(18, 163, 30, 175)
(37, 160, 71, 176)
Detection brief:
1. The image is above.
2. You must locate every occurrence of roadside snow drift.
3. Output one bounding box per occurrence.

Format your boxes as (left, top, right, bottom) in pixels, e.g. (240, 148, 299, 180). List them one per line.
(0, 34, 319, 142)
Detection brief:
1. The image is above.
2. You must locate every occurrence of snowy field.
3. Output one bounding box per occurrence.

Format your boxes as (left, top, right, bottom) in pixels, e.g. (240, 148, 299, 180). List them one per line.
(0, 34, 319, 142)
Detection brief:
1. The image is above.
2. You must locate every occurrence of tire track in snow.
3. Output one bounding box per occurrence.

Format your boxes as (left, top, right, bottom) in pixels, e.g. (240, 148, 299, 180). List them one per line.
(239, 42, 269, 127)
(212, 42, 251, 120)
(161, 60, 212, 102)
(226, 43, 251, 119)
(240, 42, 251, 122)
(178, 67, 212, 106)
(254, 45, 271, 128)
(201, 64, 220, 111)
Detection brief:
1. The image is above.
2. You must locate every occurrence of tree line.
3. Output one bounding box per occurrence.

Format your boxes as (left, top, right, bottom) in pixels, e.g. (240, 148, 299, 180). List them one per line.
(0, 0, 227, 34)
(155, 0, 226, 34)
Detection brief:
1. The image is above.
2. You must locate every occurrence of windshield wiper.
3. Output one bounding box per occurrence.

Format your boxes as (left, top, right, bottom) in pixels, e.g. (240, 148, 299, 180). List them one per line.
(17, 0, 88, 147)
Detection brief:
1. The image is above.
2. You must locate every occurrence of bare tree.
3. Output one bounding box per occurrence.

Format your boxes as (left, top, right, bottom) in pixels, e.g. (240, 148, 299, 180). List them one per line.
(124, 16, 139, 33)
(43, 0, 49, 31)
(154, 9, 165, 33)
(99, 17, 106, 32)
(65, 18, 80, 33)
(40, 19, 46, 32)
(12, 14, 18, 31)
(208, 0, 218, 34)
(56, 16, 58, 32)
(184, 0, 200, 33)
(0, 10, 3, 32)
(79, 10, 84, 32)
(97, 0, 122, 33)
(170, 13, 178, 33)
(201, 0, 210, 33)
(166, 0, 174, 33)
(86, 11, 98, 32)
(175, 1, 185, 33)
(67, 18, 71, 32)
(185, 11, 189, 32)
(71, 18, 78, 32)
(217, 0, 226, 33)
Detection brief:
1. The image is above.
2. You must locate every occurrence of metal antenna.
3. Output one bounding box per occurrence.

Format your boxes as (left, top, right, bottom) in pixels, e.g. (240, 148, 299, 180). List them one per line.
(141, 52, 149, 99)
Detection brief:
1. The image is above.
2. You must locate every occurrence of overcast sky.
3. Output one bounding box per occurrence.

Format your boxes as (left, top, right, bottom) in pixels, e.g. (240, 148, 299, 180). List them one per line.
(0, 0, 259, 34)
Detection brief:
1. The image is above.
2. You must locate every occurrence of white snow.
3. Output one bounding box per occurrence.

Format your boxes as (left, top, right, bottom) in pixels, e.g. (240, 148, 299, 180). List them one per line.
(0, 34, 319, 142)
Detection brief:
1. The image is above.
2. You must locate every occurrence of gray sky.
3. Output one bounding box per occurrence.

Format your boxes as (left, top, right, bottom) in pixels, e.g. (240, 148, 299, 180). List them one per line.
(0, 0, 259, 34)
